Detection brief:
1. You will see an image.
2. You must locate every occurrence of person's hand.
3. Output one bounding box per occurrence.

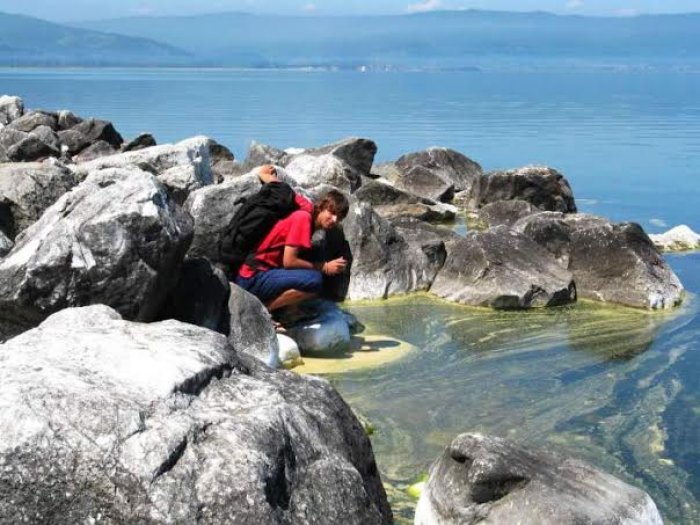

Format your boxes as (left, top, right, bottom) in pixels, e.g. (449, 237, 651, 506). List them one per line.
(258, 164, 279, 184)
(322, 257, 347, 276)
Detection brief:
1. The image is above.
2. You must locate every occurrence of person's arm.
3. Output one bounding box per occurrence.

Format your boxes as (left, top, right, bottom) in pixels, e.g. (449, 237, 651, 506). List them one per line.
(283, 246, 346, 275)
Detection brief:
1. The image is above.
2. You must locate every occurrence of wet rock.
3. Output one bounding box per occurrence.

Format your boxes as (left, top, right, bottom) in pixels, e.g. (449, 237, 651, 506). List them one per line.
(6, 135, 60, 162)
(479, 199, 538, 228)
(354, 179, 456, 222)
(416, 433, 662, 525)
(0, 162, 79, 239)
(56, 109, 83, 130)
(0, 167, 193, 338)
(0, 95, 24, 126)
(649, 224, 700, 252)
(73, 140, 117, 163)
(158, 257, 230, 334)
(514, 212, 684, 309)
(477, 165, 577, 212)
(277, 299, 352, 354)
(6, 110, 58, 133)
(184, 172, 262, 263)
(0, 305, 391, 524)
(343, 200, 446, 300)
(285, 153, 362, 192)
(430, 225, 576, 308)
(121, 132, 156, 152)
(394, 147, 483, 195)
(227, 282, 281, 368)
(71, 118, 123, 149)
(0, 229, 12, 257)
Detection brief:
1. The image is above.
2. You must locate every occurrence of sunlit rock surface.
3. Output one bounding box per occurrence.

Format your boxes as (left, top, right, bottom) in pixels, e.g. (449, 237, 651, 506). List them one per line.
(0, 306, 392, 524)
(416, 433, 662, 525)
(649, 224, 700, 252)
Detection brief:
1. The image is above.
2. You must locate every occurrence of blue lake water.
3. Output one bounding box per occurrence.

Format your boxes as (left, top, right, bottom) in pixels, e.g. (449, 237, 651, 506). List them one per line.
(2, 67, 698, 522)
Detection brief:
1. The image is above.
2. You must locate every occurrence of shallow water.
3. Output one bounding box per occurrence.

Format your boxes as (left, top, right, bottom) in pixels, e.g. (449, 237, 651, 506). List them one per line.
(334, 253, 700, 523)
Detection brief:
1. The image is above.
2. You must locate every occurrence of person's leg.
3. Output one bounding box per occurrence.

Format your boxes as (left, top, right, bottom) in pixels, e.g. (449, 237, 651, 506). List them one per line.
(265, 289, 316, 312)
(243, 268, 323, 312)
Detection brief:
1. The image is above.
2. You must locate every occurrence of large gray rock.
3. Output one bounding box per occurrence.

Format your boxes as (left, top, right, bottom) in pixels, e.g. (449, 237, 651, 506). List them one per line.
(343, 200, 446, 300)
(477, 165, 577, 212)
(514, 212, 683, 309)
(416, 433, 662, 525)
(73, 140, 117, 163)
(184, 172, 263, 263)
(56, 128, 91, 155)
(285, 153, 362, 192)
(0, 95, 24, 126)
(306, 137, 377, 176)
(6, 110, 57, 133)
(0, 167, 193, 338)
(0, 161, 79, 239)
(6, 135, 60, 162)
(71, 117, 123, 148)
(29, 125, 61, 152)
(121, 132, 156, 152)
(56, 109, 83, 130)
(479, 199, 538, 229)
(430, 226, 576, 308)
(0, 305, 391, 524)
(354, 179, 456, 222)
(74, 136, 216, 203)
(394, 165, 455, 203)
(394, 147, 483, 196)
(245, 140, 293, 168)
(227, 283, 281, 368)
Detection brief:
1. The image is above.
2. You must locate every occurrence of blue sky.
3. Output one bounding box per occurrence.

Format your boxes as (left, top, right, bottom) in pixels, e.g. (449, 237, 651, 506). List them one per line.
(1, 0, 698, 21)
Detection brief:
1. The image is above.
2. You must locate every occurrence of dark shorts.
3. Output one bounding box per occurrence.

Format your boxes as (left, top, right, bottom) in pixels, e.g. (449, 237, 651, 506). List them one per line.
(235, 269, 323, 304)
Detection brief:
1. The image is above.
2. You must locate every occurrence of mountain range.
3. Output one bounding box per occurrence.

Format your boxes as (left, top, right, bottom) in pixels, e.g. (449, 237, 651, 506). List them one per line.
(2, 10, 699, 69)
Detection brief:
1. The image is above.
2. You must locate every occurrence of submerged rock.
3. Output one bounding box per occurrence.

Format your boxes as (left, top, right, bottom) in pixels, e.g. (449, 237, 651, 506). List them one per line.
(0, 306, 391, 524)
(649, 224, 700, 252)
(430, 226, 576, 308)
(416, 433, 662, 525)
(514, 212, 684, 309)
(0, 167, 193, 337)
(278, 299, 352, 354)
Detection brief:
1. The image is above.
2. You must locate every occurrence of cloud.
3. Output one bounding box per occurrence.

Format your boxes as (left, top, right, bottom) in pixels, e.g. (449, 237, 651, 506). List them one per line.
(565, 0, 584, 9)
(407, 0, 443, 14)
(302, 3, 317, 12)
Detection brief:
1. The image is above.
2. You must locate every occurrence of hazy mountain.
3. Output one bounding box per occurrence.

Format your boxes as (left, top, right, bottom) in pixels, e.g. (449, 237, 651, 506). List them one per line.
(0, 11, 190, 66)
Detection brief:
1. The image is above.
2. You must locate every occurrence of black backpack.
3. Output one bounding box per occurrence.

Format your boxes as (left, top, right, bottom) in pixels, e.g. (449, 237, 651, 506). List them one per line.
(219, 181, 299, 280)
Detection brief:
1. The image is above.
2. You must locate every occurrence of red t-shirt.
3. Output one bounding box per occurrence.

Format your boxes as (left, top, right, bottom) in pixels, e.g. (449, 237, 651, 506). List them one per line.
(238, 193, 314, 279)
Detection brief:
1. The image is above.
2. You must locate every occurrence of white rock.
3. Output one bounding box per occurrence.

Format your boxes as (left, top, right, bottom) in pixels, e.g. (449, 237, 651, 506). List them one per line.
(649, 224, 700, 252)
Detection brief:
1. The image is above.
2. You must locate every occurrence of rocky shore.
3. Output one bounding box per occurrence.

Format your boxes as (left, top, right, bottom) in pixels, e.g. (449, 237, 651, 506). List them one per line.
(0, 95, 677, 523)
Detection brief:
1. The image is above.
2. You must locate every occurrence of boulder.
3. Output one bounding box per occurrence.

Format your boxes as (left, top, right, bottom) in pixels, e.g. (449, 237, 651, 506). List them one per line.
(245, 140, 293, 168)
(649, 224, 700, 252)
(57, 128, 91, 155)
(0, 95, 24, 126)
(184, 172, 263, 262)
(56, 109, 83, 130)
(416, 433, 662, 525)
(71, 118, 123, 148)
(306, 137, 377, 176)
(277, 332, 302, 367)
(6, 110, 57, 133)
(477, 165, 577, 212)
(0, 305, 391, 524)
(394, 147, 483, 195)
(121, 132, 156, 152)
(157, 257, 230, 334)
(395, 165, 455, 203)
(227, 283, 281, 368)
(74, 136, 216, 203)
(354, 179, 456, 222)
(0, 167, 193, 337)
(276, 299, 352, 354)
(479, 199, 538, 228)
(73, 140, 117, 163)
(514, 212, 684, 309)
(430, 226, 576, 308)
(342, 200, 446, 300)
(285, 153, 361, 193)
(0, 161, 79, 239)
(6, 135, 60, 162)
(0, 229, 12, 257)
(29, 125, 61, 152)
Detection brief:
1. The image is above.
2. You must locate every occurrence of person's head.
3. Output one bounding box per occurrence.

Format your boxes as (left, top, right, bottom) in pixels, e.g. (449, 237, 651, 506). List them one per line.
(314, 189, 349, 230)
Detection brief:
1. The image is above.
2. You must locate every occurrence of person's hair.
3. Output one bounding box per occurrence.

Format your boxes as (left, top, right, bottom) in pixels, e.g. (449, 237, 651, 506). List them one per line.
(315, 189, 349, 221)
